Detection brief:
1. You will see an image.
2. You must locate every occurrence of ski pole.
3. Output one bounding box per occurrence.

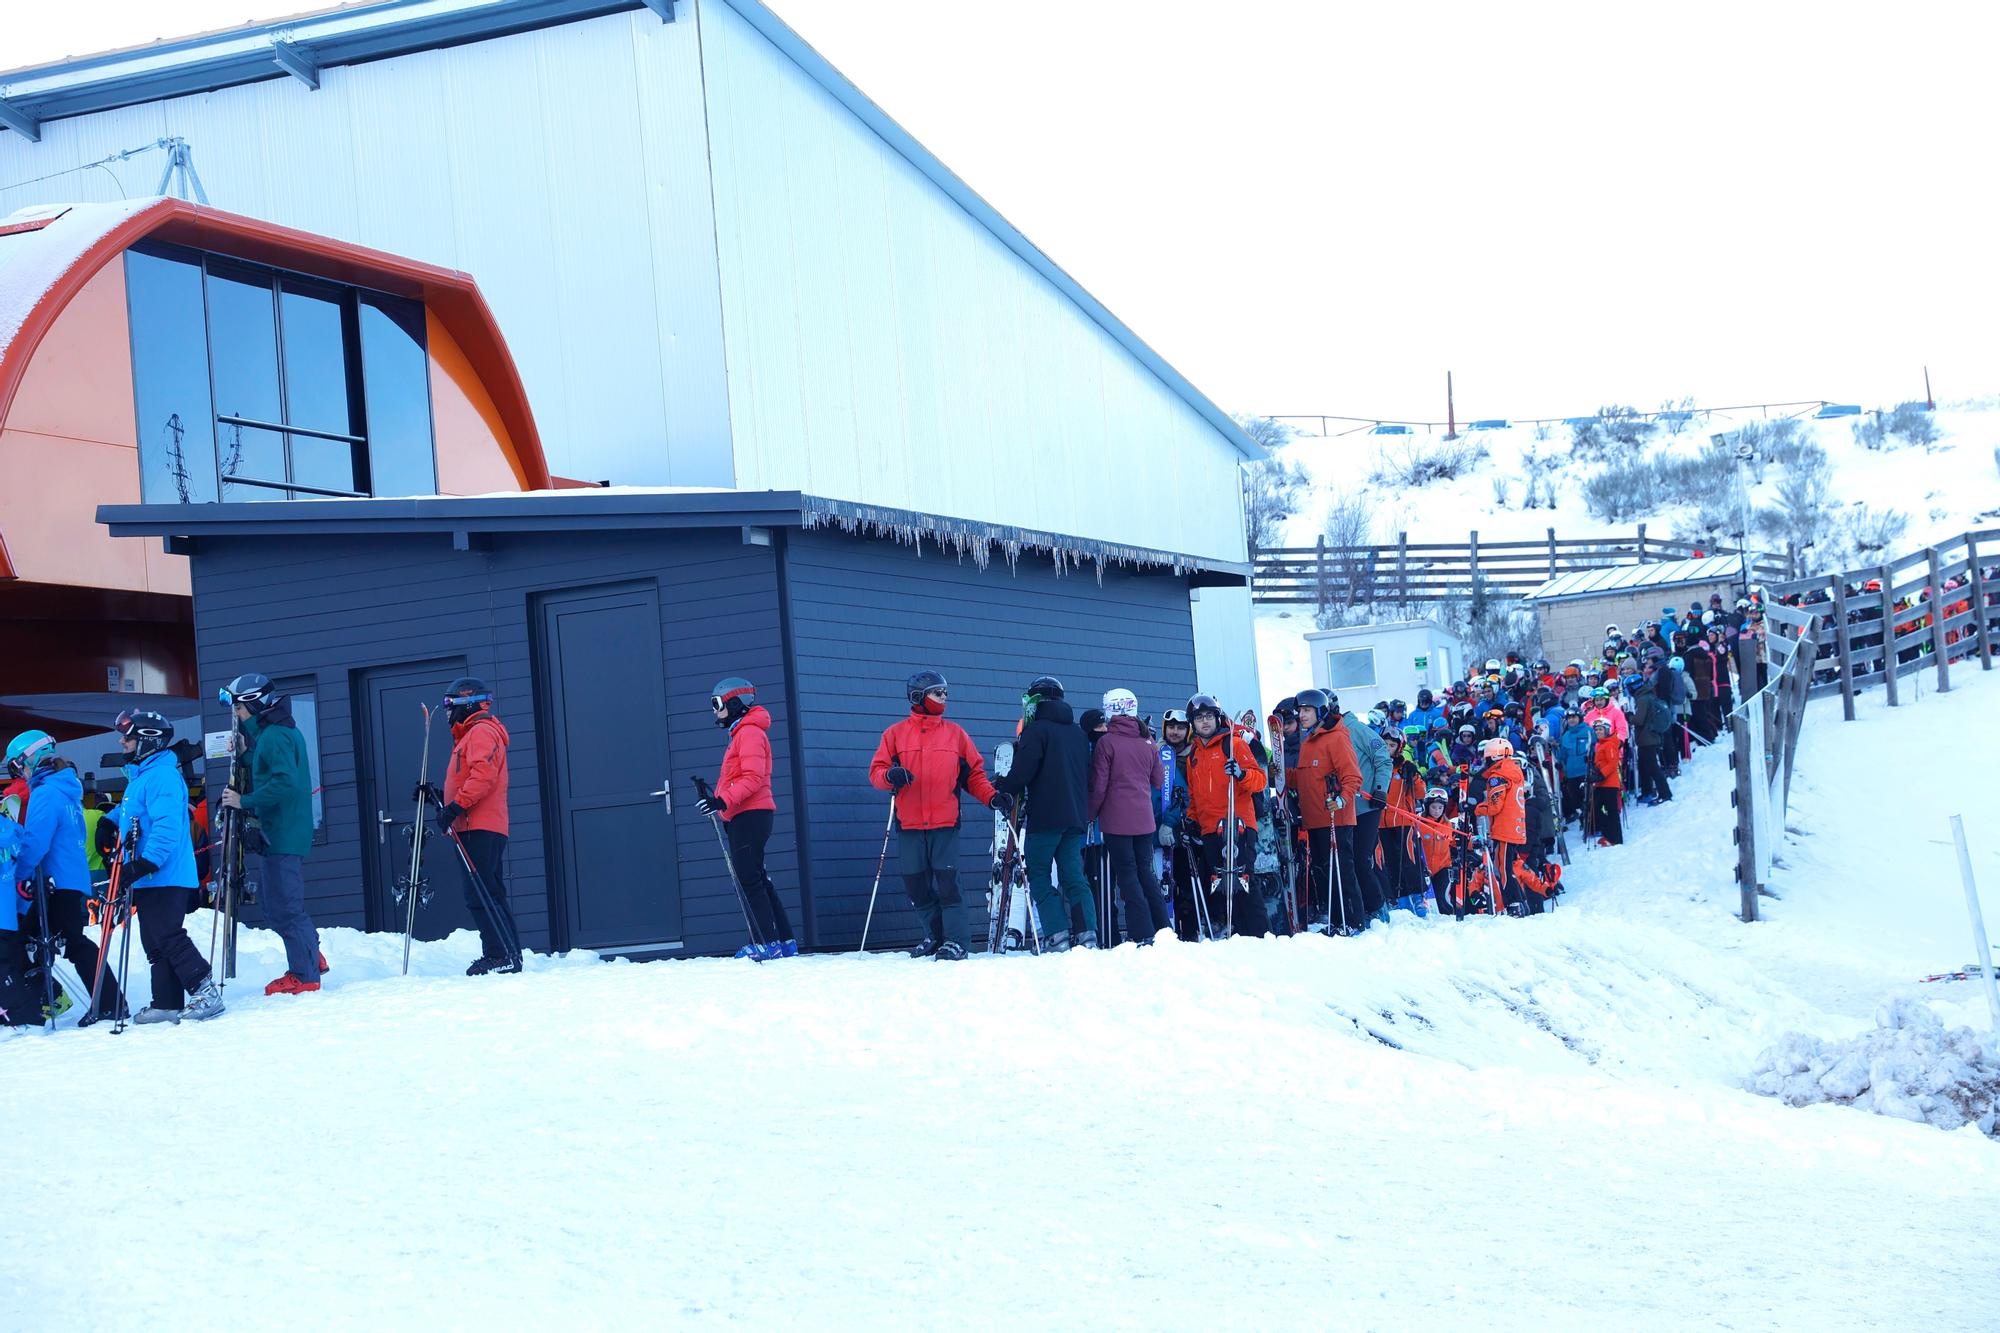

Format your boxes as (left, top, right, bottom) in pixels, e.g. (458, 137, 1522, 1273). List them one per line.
(691, 775, 764, 957)
(403, 701, 440, 976)
(82, 827, 128, 1026)
(858, 787, 897, 953)
(35, 876, 56, 1033)
(443, 825, 524, 969)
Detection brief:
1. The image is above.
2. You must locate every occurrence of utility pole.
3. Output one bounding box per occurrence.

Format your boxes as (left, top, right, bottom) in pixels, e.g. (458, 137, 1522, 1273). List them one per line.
(1445, 371, 1458, 440)
(1924, 365, 1935, 411)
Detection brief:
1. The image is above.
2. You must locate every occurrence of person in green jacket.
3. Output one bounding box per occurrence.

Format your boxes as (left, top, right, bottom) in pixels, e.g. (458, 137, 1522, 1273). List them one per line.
(219, 672, 324, 996)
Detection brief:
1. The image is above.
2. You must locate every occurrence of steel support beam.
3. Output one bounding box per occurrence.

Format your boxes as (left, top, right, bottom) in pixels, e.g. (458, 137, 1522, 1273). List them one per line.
(0, 96, 41, 141)
(270, 40, 321, 90)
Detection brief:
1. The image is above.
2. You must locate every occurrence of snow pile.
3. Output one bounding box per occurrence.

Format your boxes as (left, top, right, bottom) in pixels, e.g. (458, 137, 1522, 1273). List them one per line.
(1750, 998, 2000, 1136)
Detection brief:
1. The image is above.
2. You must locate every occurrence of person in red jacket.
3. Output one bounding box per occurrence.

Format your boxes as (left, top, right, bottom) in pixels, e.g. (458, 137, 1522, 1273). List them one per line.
(1181, 694, 1269, 937)
(868, 670, 1011, 960)
(694, 677, 794, 960)
(1473, 738, 1532, 915)
(1590, 717, 1625, 847)
(435, 677, 522, 974)
(1290, 689, 1363, 932)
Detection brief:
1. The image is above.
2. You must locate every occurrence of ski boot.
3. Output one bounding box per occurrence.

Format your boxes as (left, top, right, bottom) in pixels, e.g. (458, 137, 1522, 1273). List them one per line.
(908, 937, 941, 960)
(132, 1005, 183, 1025)
(932, 942, 967, 962)
(264, 973, 321, 996)
(466, 955, 522, 975)
(778, 940, 799, 958)
(42, 991, 74, 1024)
(1040, 931, 1072, 954)
(184, 978, 226, 1022)
(1074, 930, 1099, 950)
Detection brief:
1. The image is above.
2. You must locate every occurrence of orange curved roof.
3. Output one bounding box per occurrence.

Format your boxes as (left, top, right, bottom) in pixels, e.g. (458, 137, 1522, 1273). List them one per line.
(0, 196, 551, 577)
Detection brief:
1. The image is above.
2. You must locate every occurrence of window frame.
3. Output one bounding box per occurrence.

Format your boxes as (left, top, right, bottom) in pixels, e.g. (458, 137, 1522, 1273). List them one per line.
(273, 675, 329, 847)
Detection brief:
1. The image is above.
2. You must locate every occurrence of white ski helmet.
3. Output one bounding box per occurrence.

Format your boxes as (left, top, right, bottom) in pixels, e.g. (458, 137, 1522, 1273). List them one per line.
(1102, 688, 1139, 718)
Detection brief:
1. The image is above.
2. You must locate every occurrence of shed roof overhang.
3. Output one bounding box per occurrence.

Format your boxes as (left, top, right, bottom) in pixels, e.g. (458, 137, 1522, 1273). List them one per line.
(97, 489, 1250, 585)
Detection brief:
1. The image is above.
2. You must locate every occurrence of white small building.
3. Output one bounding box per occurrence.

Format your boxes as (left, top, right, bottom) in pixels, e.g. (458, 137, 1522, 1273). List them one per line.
(1304, 621, 1464, 709)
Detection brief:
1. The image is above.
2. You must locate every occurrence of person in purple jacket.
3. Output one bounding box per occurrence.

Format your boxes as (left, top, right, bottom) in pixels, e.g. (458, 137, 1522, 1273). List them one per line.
(1085, 688, 1173, 944)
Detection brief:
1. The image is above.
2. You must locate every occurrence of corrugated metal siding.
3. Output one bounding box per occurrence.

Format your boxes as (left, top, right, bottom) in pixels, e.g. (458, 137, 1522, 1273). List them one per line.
(697, 0, 1247, 566)
(780, 527, 1198, 949)
(184, 528, 797, 956)
(0, 11, 732, 488)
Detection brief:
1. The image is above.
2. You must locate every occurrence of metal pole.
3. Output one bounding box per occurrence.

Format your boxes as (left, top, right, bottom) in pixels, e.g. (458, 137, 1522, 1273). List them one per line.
(1948, 815, 2000, 1031)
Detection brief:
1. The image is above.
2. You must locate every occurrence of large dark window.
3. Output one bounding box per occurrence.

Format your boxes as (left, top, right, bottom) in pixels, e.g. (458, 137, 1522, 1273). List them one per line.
(125, 243, 436, 503)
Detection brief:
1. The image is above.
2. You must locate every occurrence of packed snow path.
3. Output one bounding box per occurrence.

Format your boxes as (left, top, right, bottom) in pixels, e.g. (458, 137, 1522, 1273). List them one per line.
(4, 675, 1998, 1328)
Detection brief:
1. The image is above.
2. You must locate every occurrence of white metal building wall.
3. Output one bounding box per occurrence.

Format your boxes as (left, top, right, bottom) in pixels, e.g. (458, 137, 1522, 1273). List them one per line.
(695, 0, 1248, 566)
(0, 12, 734, 488)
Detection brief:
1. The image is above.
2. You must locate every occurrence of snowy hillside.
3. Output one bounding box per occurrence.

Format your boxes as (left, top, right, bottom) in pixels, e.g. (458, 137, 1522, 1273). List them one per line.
(4, 672, 1997, 1325)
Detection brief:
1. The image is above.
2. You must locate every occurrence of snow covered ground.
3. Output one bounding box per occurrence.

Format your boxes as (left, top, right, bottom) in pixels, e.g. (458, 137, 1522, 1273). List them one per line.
(3, 673, 1997, 1328)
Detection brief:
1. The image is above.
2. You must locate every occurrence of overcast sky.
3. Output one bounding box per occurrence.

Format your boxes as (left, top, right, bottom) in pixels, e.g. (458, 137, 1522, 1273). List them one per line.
(7, 1, 1996, 423)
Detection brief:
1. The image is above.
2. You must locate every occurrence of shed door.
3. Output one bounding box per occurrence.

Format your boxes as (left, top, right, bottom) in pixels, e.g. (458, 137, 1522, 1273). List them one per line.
(535, 582, 682, 953)
(356, 658, 472, 941)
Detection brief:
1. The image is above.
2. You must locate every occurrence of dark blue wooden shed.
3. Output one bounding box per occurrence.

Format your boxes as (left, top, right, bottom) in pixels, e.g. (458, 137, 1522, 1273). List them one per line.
(98, 491, 1243, 957)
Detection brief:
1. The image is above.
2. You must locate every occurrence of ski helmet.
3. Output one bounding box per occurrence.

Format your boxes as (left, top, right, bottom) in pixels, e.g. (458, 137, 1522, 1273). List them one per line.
(1668, 655, 1685, 671)
(1162, 708, 1190, 727)
(1416, 688, 1434, 708)
(1591, 716, 1613, 734)
(1422, 790, 1448, 815)
(1502, 702, 1522, 719)
(1026, 675, 1065, 701)
(905, 669, 947, 707)
(1481, 737, 1513, 759)
(1273, 696, 1300, 722)
(1365, 708, 1387, 728)
(222, 671, 279, 715)
(115, 708, 173, 760)
(1402, 723, 1425, 738)
(1185, 693, 1223, 726)
(1102, 687, 1139, 719)
(1387, 698, 1407, 717)
(444, 676, 493, 725)
(1457, 723, 1476, 738)
(1294, 688, 1329, 713)
(710, 677, 756, 727)
(1078, 708, 1107, 734)
(4, 729, 56, 777)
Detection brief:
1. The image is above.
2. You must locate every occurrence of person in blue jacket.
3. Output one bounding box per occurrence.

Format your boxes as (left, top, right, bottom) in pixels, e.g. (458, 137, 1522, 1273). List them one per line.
(104, 710, 224, 1025)
(1555, 707, 1595, 829)
(7, 730, 124, 1021)
(1407, 688, 1447, 735)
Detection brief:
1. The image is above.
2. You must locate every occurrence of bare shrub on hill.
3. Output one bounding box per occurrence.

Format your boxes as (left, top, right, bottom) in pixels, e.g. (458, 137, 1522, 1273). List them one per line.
(1371, 436, 1482, 488)
(1757, 446, 1835, 577)
(1853, 402, 1940, 451)
(1570, 405, 1656, 459)
(1243, 456, 1308, 550)
(1314, 491, 1378, 611)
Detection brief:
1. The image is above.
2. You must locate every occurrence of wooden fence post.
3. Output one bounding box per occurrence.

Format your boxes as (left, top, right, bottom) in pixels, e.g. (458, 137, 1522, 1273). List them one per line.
(1397, 530, 1409, 604)
(1469, 529, 1480, 590)
(1879, 565, 1900, 707)
(1969, 531, 1993, 671)
(1546, 527, 1558, 580)
(1315, 534, 1328, 617)
(1636, 522, 1648, 562)
(1928, 545, 1951, 693)
(1831, 578, 1856, 721)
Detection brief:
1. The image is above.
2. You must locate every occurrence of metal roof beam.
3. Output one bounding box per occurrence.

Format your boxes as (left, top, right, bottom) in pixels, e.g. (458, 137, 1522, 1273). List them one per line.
(639, 0, 677, 19)
(269, 40, 321, 91)
(0, 96, 40, 141)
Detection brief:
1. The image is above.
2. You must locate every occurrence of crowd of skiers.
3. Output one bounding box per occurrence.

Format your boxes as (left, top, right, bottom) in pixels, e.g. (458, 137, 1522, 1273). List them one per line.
(0, 674, 521, 1029)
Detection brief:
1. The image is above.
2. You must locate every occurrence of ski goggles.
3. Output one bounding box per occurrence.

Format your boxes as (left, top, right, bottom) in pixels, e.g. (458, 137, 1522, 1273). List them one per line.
(1162, 709, 1190, 725)
(444, 691, 493, 707)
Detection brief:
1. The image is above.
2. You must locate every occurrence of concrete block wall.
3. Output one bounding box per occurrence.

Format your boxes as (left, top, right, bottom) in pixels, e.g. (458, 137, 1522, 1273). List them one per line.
(1535, 580, 1736, 665)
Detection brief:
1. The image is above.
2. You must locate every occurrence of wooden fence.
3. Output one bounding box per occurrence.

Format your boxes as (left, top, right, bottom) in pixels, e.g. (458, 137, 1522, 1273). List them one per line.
(1250, 525, 1790, 606)
(1728, 526, 1997, 922)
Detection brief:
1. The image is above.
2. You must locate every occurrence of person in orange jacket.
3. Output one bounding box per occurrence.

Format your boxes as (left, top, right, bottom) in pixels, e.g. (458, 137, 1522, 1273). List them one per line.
(1379, 724, 1425, 912)
(1589, 717, 1624, 846)
(869, 670, 1011, 960)
(694, 677, 793, 960)
(1409, 788, 1456, 915)
(1289, 688, 1364, 932)
(432, 676, 522, 974)
(1180, 694, 1268, 937)
(1473, 737, 1534, 914)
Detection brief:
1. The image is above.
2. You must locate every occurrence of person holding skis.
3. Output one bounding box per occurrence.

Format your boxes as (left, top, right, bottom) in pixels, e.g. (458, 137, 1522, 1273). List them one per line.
(431, 677, 523, 975)
(992, 677, 1096, 952)
(1472, 737, 1534, 915)
(869, 671, 1011, 961)
(695, 678, 795, 960)
(106, 710, 225, 1024)
(1411, 789, 1455, 916)
(1180, 695, 1268, 937)
(218, 674, 325, 996)
(5, 731, 123, 1022)
(1086, 689, 1171, 944)
(1290, 689, 1363, 933)
(1341, 697, 1392, 923)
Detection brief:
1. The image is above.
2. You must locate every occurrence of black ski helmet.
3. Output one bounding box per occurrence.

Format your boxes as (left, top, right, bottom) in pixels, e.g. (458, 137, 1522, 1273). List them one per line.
(444, 676, 493, 725)
(1294, 688, 1329, 722)
(905, 669, 947, 707)
(223, 671, 279, 716)
(1273, 696, 1299, 722)
(1025, 675, 1065, 701)
(1185, 693, 1223, 726)
(1416, 688, 1434, 708)
(115, 708, 174, 760)
(711, 677, 756, 727)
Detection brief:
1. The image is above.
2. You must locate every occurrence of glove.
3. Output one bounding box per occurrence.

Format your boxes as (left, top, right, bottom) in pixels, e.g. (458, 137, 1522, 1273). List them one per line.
(412, 782, 444, 806)
(123, 856, 160, 883)
(1326, 793, 1345, 813)
(1223, 760, 1246, 780)
(695, 793, 727, 817)
(1155, 824, 1176, 848)
(988, 792, 1015, 816)
(13, 881, 30, 905)
(435, 803, 466, 836)
(885, 765, 914, 789)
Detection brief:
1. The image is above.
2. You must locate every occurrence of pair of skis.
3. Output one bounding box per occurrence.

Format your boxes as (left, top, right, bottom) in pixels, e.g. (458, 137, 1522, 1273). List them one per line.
(400, 701, 523, 974)
(79, 822, 137, 1032)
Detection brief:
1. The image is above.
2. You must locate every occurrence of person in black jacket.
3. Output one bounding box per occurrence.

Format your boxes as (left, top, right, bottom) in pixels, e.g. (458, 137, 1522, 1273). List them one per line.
(993, 676, 1097, 950)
